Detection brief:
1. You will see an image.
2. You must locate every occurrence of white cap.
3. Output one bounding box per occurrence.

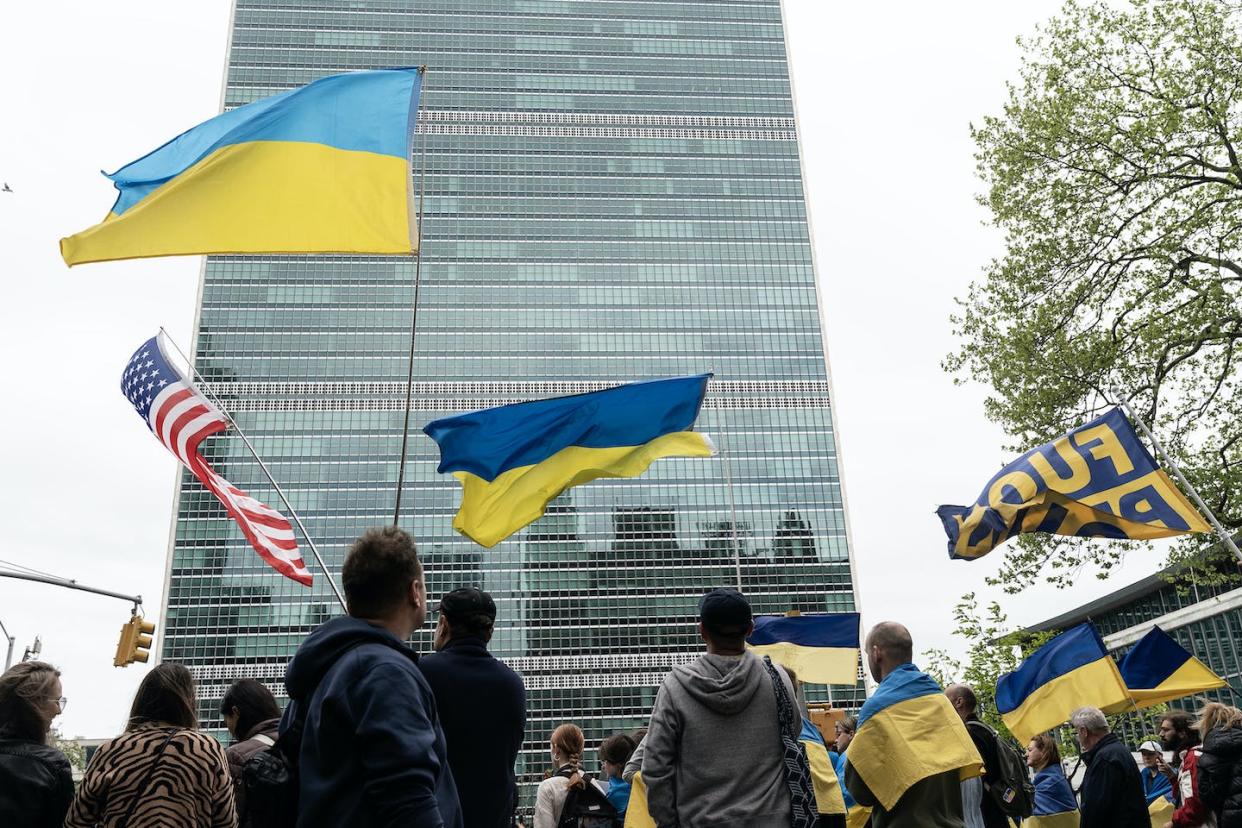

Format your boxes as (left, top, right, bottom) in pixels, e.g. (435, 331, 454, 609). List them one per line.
(1139, 740, 1163, 754)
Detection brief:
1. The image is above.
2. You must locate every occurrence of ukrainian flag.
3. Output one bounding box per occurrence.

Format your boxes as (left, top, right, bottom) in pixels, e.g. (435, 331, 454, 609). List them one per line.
(844, 663, 982, 810)
(996, 623, 1132, 743)
(799, 719, 846, 815)
(61, 68, 423, 265)
(423, 375, 715, 547)
(747, 613, 860, 685)
(1119, 625, 1226, 708)
(937, 408, 1210, 560)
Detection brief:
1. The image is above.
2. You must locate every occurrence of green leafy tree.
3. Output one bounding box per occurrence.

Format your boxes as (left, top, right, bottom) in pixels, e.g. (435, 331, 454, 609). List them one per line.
(923, 593, 1057, 743)
(950, 0, 1242, 592)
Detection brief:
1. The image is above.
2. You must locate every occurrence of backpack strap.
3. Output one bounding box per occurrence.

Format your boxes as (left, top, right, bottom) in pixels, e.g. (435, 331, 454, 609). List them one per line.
(118, 728, 179, 827)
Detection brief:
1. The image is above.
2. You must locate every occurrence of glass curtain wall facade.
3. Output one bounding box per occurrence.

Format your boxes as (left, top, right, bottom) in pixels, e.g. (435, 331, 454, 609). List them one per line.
(161, 0, 861, 809)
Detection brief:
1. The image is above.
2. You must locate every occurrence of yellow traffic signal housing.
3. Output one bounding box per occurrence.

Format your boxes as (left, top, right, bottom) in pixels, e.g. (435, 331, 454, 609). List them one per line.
(113, 616, 156, 667)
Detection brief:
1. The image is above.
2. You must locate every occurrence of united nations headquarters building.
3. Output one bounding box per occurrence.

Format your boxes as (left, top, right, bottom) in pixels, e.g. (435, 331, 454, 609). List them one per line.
(156, 0, 862, 806)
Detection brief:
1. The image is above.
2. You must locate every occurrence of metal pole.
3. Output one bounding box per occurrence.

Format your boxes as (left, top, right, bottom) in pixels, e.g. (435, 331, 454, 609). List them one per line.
(0, 618, 13, 671)
(1111, 387, 1242, 563)
(159, 330, 347, 612)
(0, 570, 142, 607)
(394, 66, 430, 526)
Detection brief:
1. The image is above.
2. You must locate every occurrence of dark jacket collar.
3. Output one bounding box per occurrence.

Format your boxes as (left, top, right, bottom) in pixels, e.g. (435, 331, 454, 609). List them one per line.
(439, 635, 491, 655)
(241, 717, 281, 742)
(1084, 732, 1120, 763)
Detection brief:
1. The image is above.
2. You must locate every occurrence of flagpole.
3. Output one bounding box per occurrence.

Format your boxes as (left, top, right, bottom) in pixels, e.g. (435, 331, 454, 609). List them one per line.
(160, 329, 347, 611)
(707, 375, 743, 591)
(1111, 386, 1242, 564)
(393, 65, 430, 527)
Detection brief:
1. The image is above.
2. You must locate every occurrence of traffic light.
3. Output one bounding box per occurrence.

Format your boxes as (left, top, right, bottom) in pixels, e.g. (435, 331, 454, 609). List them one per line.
(113, 616, 156, 667)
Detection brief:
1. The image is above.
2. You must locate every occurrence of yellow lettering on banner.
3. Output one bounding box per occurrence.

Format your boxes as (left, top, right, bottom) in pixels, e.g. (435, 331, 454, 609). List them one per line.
(987, 470, 1040, 509)
(951, 505, 996, 558)
(1028, 436, 1092, 492)
(1073, 424, 1135, 476)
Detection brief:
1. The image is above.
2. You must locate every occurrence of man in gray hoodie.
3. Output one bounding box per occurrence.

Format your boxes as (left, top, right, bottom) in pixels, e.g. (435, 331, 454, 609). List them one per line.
(642, 588, 800, 828)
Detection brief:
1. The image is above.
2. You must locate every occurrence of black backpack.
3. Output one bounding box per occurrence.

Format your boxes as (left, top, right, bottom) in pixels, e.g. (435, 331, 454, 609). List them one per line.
(966, 719, 1035, 819)
(242, 644, 364, 828)
(554, 767, 621, 828)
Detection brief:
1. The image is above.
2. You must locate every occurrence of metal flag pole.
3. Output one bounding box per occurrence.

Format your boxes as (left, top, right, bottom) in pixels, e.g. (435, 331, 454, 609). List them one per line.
(1111, 386, 1242, 564)
(393, 65, 430, 527)
(160, 329, 347, 611)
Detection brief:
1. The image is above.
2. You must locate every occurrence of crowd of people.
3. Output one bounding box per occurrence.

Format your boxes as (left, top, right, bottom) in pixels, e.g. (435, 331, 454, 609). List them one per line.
(2, 525, 1242, 827)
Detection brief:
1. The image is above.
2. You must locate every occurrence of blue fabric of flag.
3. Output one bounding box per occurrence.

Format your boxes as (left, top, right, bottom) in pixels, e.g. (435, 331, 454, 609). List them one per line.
(107, 68, 420, 216)
(750, 614, 860, 648)
(1119, 626, 1193, 689)
(424, 374, 711, 482)
(995, 624, 1110, 713)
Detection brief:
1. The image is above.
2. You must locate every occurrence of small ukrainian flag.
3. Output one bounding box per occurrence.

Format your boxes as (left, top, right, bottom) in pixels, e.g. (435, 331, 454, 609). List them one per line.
(1119, 625, 1226, 708)
(61, 68, 423, 265)
(996, 623, 1132, 743)
(747, 613, 860, 685)
(423, 375, 715, 548)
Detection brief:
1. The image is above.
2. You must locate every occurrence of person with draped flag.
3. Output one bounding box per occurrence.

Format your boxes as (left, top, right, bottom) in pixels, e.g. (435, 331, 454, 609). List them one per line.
(746, 613, 860, 685)
(121, 333, 311, 585)
(424, 375, 715, 548)
(61, 67, 423, 265)
(995, 623, 1133, 744)
(842, 621, 982, 826)
(1119, 626, 1226, 708)
(1025, 732, 1079, 828)
(937, 408, 1210, 561)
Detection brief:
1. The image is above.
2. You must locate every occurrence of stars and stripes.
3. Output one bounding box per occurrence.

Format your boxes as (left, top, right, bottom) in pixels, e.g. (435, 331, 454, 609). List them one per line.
(122, 334, 312, 586)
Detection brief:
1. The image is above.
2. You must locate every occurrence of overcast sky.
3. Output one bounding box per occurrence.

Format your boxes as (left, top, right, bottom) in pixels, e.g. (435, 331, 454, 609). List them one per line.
(0, 0, 1177, 738)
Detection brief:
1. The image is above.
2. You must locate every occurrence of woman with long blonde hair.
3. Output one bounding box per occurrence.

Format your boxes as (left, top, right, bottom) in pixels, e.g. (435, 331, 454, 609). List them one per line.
(1197, 702, 1242, 827)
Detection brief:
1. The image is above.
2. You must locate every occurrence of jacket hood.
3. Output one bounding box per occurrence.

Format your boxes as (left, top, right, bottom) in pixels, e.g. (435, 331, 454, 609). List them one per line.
(670, 650, 765, 715)
(1205, 724, 1242, 759)
(285, 616, 416, 701)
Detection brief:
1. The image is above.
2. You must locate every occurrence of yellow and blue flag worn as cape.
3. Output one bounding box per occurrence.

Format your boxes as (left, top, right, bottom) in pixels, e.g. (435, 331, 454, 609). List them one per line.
(1119, 625, 1226, 709)
(799, 719, 846, 815)
(746, 613, 860, 685)
(844, 663, 982, 810)
(423, 374, 715, 547)
(1026, 768, 1079, 828)
(61, 68, 423, 265)
(996, 622, 1132, 744)
(937, 408, 1210, 560)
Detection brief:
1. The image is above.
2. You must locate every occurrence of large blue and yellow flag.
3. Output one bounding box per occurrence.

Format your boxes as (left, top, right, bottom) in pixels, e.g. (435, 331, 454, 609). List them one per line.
(61, 68, 423, 266)
(996, 623, 1132, 743)
(747, 613, 860, 685)
(423, 375, 715, 547)
(938, 408, 1210, 560)
(1026, 773, 1079, 828)
(1119, 625, 1226, 709)
(844, 663, 982, 810)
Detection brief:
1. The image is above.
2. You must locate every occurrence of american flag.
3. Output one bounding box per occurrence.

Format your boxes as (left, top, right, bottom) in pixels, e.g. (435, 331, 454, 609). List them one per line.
(122, 334, 312, 586)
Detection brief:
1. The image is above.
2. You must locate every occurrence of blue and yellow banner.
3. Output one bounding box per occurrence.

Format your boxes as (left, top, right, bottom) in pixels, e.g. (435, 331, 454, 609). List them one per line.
(937, 408, 1209, 560)
(61, 68, 423, 265)
(996, 623, 1132, 743)
(747, 613, 860, 685)
(800, 719, 846, 815)
(423, 375, 715, 547)
(1119, 625, 1226, 709)
(845, 663, 982, 810)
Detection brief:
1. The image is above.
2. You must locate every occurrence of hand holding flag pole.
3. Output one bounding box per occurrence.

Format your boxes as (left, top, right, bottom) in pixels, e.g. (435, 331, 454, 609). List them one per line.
(1110, 385, 1242, 564)
(157, 329, 346, 611)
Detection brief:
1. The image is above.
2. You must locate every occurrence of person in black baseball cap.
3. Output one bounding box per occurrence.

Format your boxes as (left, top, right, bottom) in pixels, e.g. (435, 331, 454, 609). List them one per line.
(418, 587, 526, 828)
(643, 587, 803, 827)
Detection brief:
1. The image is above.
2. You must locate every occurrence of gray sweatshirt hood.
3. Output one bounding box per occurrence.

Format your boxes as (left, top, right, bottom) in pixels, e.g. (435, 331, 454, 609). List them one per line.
(669, 651, 764, 715)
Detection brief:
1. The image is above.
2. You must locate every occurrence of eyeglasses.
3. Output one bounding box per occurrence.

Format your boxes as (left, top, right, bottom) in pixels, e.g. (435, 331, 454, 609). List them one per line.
(52, 696, 67, 714)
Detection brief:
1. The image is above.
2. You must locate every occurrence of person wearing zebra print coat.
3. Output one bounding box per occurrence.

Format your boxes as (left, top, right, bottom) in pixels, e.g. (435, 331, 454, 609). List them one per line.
(66, 662, 238, 828)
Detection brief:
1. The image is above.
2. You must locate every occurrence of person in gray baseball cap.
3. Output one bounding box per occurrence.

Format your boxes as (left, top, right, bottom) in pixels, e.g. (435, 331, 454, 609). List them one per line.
(418, 588, 526, 828)
(641, 587, 802, 827)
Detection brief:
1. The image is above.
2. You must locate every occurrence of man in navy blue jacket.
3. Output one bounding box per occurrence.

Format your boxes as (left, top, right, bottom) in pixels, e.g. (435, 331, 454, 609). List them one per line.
(418, 587, 527, 828)
(283, 526, 462, 828)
